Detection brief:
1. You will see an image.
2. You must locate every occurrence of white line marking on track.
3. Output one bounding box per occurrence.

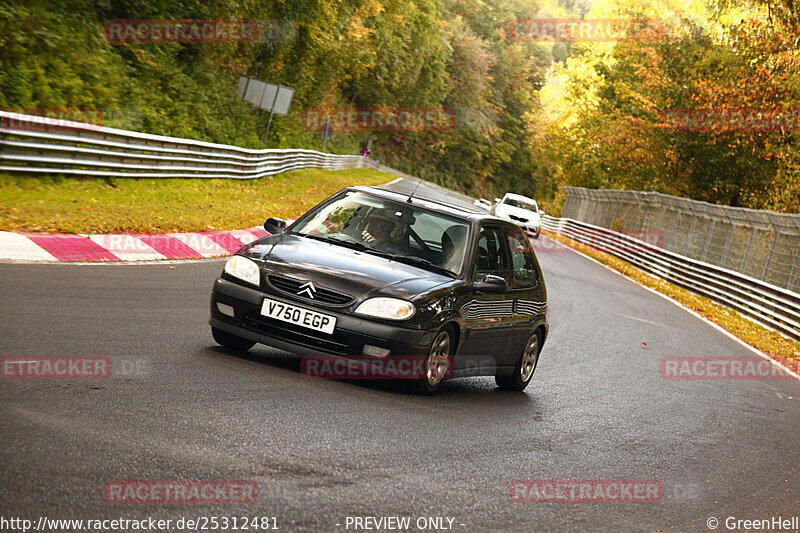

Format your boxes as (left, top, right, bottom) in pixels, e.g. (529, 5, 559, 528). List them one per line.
(616, 314, 665, 327)
(550, 234, 800, 383)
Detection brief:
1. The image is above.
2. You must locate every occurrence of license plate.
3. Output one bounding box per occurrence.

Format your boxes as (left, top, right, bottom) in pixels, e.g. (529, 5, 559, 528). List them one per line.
(260, 298, 337, 334)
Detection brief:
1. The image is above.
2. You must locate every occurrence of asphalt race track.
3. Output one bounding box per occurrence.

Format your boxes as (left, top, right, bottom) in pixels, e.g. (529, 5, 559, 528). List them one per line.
(1, 186, 799, 531)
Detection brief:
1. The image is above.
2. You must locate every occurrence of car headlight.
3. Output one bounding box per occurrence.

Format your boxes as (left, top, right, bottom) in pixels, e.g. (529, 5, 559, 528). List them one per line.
(224, 255, 261, 286)
(355, 297, 415, 320)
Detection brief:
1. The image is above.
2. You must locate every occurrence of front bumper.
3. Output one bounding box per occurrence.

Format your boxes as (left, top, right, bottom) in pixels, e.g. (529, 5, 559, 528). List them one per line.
(210, 278, 432, 356)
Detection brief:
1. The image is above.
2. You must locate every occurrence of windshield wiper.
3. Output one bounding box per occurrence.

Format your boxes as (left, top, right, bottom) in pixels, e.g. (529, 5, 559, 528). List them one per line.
(301, 233, 367, 251)
(305, 234, 398, 258)
(324, 237, 401, 261)
(360, 247, 395, 259)
(392, 255, 457, 277)
(353, 244, 452, 274)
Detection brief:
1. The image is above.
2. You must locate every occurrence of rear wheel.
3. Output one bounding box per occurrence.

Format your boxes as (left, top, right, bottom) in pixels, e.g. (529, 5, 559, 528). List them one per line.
(212, 326, 256, 351)
(414, 326, 454, 395)
(496, 332, 540, 392)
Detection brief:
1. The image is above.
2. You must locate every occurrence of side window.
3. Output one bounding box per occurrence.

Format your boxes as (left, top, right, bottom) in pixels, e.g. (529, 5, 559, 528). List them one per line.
(507, 228, 539, 288)
(408, 213, 446, 250)
(473, 226, 510, 281)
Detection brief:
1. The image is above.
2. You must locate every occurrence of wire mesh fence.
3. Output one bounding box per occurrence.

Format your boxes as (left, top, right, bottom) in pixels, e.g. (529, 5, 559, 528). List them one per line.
(561, 186, 800, 294)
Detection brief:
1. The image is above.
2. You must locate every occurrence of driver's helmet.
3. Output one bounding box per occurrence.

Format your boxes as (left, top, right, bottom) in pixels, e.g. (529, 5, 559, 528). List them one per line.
(366, 208, 414, 240)
(366, 216, 395, 239)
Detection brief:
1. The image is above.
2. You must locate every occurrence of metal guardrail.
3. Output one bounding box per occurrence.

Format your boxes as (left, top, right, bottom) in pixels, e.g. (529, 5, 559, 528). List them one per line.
(562, 186, 800, 294)
(542, 215, 800, 341)
(0, 111, 408, 179)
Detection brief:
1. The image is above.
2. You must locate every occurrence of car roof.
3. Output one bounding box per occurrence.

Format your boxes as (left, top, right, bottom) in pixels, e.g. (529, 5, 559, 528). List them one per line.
(503, 192, 537, 203)
(350, 185, 508, 225)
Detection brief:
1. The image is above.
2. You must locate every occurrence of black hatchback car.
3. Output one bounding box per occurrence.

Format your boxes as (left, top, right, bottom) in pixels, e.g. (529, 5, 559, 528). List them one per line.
(209, 186, 548, 394)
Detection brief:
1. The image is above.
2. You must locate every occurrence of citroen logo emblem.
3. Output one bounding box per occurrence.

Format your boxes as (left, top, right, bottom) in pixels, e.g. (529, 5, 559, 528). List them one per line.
(298, 281, 317, 299)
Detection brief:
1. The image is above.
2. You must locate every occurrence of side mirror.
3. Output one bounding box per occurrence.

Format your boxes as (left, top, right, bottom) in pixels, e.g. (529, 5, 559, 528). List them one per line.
(538, 209, 545, 216)
(494, 198, 502, 203)
(473, 274, 508, 294)
(264, 217, 287, 234)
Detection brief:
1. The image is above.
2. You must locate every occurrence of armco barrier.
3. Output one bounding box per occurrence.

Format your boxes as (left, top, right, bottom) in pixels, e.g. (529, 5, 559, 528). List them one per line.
(0, 111, 410, 179)
(542, 215, 800, 340)
(561, 186, 800, 293)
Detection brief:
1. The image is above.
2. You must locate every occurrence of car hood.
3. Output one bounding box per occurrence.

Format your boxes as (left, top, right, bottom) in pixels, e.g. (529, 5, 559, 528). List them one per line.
(239, 233, 454, 300)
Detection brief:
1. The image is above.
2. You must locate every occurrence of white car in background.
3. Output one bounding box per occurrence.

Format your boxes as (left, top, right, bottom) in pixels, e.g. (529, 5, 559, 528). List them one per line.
(493, 193, 543, 238)
(473, 198, 494, 211)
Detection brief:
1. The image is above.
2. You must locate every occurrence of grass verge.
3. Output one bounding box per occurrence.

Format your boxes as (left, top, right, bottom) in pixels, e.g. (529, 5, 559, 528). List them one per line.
(543, 230, 800, 376)
(0, 168, 393, 234)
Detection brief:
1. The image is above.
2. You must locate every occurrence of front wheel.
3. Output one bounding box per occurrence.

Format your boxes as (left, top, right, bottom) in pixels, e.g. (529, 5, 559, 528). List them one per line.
(212, 326, 256, 351)
(414, 326, 454, 395)
(496, 332, 540, 392)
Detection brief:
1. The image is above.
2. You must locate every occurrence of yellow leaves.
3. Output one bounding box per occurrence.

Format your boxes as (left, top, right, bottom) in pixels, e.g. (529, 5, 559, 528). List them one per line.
(359, 0, 385, 17)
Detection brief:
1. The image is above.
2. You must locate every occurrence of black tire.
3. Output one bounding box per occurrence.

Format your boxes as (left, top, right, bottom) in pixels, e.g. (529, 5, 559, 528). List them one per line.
(212, 326, 256, 351)
(496, 331, 540, 392)
(414, 326, 455, 395)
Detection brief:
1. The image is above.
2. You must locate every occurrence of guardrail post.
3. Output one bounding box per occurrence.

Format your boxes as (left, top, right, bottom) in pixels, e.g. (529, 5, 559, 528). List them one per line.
(654, 194, 668, 241)
(702, 218, 717, 262)
(789, 246, 800, 290)
(762, 231, 780, 281)
(669, 208, 681, 250)
(640, 193, 650, 236)
(587, 194, 599, 225)
(740, 226, 758, 274)
(720, 223, 736, 268)
(631, 192, 643, 233)
(685, 212, 698, 256)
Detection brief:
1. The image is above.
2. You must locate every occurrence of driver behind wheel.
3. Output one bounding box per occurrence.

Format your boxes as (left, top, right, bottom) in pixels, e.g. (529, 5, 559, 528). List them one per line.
(362, 217, 394, 244)
(361, 211, 408, 254)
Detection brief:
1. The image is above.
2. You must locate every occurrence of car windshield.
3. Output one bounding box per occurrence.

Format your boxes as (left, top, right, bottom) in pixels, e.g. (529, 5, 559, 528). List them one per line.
(504, 197, 538, 211)
(290, 191, 471, 276)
